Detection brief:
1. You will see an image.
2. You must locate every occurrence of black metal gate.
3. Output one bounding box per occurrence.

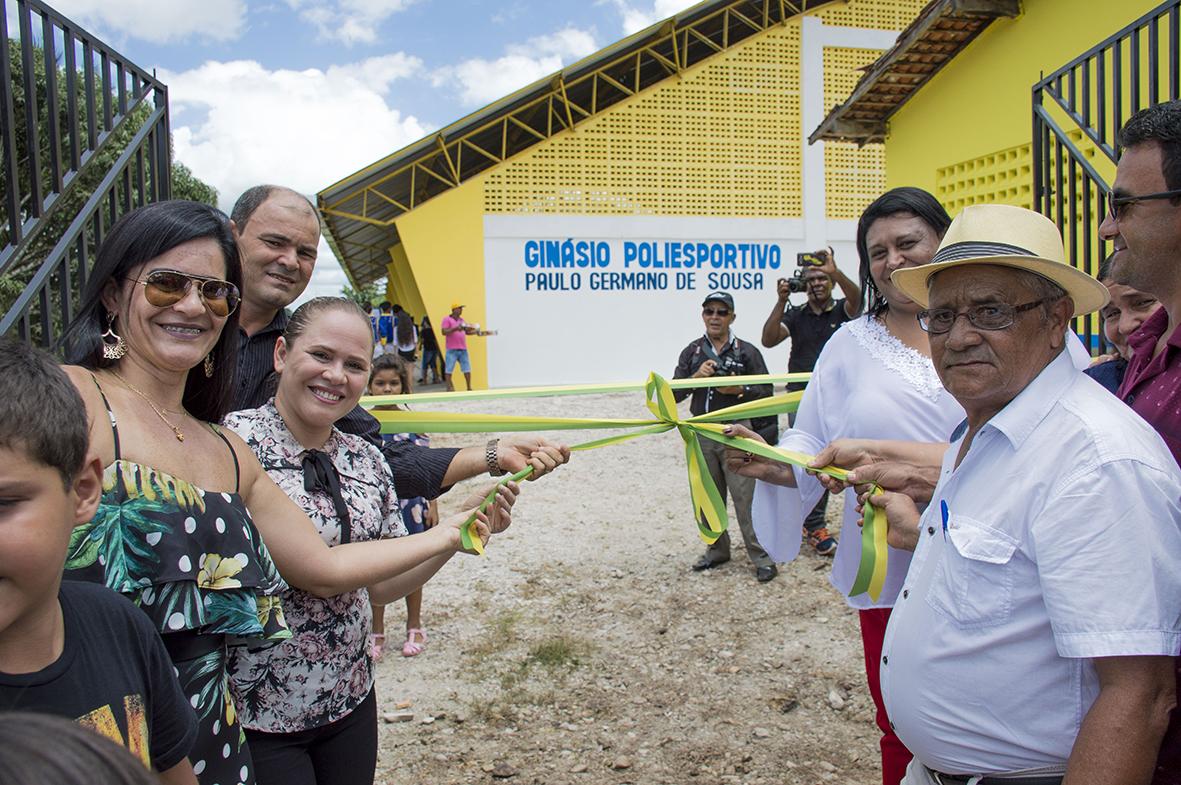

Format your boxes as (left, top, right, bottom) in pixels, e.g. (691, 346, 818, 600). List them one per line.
(1032, 0, 1180, 350)
(0, 0, 170, 348)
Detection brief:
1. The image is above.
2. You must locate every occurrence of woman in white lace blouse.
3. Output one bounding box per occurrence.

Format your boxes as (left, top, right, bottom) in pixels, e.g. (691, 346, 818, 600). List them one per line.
(735, 188, 964, 785)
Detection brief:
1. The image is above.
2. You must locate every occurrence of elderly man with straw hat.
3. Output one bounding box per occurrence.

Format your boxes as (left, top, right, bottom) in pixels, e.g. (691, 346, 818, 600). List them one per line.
(860, 204, 1181, 785)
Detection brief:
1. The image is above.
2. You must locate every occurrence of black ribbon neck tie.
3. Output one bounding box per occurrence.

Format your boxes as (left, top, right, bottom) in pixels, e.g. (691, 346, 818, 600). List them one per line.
(301, 449, 352, 545)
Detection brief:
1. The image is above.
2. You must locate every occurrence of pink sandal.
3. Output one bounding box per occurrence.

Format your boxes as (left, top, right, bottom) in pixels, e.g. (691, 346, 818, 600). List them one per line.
(367, 633, 385, 661)
(402, 628, 427, 657)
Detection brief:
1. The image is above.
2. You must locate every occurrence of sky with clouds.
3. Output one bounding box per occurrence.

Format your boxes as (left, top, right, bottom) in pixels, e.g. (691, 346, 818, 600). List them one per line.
(42, 0, 692, 304)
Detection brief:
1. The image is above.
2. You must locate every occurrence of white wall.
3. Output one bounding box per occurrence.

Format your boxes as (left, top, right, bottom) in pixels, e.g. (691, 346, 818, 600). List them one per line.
(480, 17, 900, 388)
(483, 214, 860, 387)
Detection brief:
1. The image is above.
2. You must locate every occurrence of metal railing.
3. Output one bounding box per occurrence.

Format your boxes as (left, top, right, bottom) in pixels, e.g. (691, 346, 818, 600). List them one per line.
(1032, 0, 1179, 350)
(0, 0, 170, 348)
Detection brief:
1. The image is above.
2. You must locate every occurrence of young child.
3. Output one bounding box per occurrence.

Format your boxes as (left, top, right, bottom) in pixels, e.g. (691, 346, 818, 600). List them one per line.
(0, 339, 198, 784)
(367, 353, 438, 658)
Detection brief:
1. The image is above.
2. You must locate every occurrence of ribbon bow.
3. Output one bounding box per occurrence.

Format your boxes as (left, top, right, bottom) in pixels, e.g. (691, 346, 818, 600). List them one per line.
(302, 449, 352, 545)
(368, 372, 888, 600)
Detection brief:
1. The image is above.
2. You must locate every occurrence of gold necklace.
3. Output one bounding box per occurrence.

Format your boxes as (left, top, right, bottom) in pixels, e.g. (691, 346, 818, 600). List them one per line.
(111, 371, 187, 442)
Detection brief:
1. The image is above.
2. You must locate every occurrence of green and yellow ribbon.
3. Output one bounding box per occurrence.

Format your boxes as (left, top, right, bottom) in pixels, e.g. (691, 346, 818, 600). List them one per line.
(366, 373, 888, 601)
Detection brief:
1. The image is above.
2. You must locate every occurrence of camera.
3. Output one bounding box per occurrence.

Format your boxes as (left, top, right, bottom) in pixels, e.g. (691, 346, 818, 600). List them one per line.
(712, 355, 747, 377)
(784, 269, 808, 293)
(797, 252, 824, 267)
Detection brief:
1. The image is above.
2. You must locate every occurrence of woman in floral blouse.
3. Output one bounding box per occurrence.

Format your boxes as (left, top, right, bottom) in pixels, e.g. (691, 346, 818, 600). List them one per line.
(224, 297, 514, 785)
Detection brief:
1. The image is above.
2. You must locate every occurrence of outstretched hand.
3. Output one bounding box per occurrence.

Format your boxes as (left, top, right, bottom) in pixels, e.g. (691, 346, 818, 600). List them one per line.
(855, 487, 921, 552)
(721, 424, 796, 486)
(808, 438, 883, 492)
(496, 436, 571, 480)
(846, 461, 938, 506)
(461, 481, 519, 536)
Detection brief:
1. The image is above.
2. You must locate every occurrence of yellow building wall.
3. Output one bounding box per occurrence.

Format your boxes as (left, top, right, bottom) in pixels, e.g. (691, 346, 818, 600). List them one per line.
(393, 181, 489, 389)
(482, 0, 925, 219)
(885, 0, 1161, 197)
(384, 243, 427, 325)
(386, 0, 927, 388)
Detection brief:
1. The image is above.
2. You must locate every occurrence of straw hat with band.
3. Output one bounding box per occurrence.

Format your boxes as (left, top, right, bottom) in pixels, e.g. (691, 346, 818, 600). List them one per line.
(890, 204, 1109, 317)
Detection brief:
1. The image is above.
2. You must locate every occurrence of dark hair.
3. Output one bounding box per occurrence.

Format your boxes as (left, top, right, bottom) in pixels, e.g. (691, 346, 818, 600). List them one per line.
(282, 296, 372, 347)
(396, 311, 415, 344)
(370, 352, 413, 395)
(379, 301, 392, 312)
(0, 712, 158, 785)
(0, 339, 89, 486)
(1097, 252, 1117, 282)
(856, 187, 952, 317)
(230, 184, 317, 230)
(1118, 100, 1181, 193)
(60, 200, 241, 423)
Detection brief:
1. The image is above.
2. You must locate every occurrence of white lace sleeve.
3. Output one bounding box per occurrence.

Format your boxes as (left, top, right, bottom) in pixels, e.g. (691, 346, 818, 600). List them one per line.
(847, 316, 944, 402)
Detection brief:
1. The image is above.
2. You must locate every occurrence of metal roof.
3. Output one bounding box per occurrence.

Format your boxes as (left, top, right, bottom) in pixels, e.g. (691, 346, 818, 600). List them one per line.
(317, 0, 838, 286)
(808, 0, 1020, 146)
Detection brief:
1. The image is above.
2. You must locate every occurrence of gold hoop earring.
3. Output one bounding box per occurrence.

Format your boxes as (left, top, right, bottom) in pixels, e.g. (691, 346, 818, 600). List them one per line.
(204, 353, 215, 378)
(101, 313, 127, 360)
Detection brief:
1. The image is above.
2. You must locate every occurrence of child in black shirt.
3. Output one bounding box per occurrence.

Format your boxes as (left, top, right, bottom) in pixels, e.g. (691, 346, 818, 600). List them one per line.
(0, 339, 198, 783)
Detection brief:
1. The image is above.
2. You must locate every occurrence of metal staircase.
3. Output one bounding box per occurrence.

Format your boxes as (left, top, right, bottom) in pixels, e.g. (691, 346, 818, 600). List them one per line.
(1032, 0, 1179, 348)
(0, 0, 170, 348)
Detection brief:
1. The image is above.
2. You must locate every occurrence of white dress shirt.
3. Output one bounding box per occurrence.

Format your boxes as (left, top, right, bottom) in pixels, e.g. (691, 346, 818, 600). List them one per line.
(753, 315, 965, 608)
(881, 349, 1181, 775)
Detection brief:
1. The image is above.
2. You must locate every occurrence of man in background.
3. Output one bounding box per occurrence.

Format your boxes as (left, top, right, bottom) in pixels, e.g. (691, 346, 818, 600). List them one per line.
(760, 248, 861, 555)
(675, 291, 778, 582)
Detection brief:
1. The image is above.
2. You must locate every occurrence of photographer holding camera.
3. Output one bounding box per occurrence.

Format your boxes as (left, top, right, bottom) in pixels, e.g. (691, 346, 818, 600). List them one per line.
(673, 292, 778, 582)
(760, 248, 862, 556)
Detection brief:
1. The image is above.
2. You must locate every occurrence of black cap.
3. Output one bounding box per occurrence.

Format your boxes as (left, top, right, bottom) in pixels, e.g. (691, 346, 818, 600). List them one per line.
(701, 291, 735, 310)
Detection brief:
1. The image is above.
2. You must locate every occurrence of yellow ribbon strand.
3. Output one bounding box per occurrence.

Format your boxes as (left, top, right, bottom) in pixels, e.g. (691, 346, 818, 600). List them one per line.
(372, 372, 887, 600)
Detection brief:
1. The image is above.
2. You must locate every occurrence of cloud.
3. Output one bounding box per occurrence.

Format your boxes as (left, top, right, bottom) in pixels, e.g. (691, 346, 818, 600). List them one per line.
(163, 55, 430, 298)
(286, 0, 417, 45)
(607, 0, 688, 35)
(49, 0, 247, 43)
(432, 26, 599, 106)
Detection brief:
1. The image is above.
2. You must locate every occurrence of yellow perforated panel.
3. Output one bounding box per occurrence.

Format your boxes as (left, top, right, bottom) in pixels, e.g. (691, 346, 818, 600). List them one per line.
(936, 143, 1034, 212)
(823, 46, 888, 219)
(484, 23, 805, 217)
(483, 0, 917, 218)
(936, 130, 1106, 214)
(816, 0, 928, 31)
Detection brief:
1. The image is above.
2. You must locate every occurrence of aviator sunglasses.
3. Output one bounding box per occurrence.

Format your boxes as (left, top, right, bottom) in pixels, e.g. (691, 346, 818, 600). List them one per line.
(131, 269, 241, 317)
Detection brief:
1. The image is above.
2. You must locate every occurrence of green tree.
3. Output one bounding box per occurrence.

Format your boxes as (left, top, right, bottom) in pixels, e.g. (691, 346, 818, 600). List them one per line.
(341, 281, 383, 310)
(1, 41, 216, 327)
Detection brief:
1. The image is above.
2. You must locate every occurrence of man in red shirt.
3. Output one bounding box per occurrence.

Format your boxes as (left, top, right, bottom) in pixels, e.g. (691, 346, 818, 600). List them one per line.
(1100, 98, 1181, 785)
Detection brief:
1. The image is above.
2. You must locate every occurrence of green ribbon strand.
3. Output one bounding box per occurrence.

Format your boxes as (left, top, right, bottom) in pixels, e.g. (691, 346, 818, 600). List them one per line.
(370, 372, 887, 600)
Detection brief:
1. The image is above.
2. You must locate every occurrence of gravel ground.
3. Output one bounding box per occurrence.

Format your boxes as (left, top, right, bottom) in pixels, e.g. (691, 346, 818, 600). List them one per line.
(371, 391, 881, 785)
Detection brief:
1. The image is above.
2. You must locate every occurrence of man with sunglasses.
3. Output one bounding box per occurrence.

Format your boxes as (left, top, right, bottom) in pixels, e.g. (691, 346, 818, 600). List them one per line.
(673, 291, 778, 581)
(228, 185, 569, 503)
(1098, 99, 1181, 785)
(851, 204, 1181, 785)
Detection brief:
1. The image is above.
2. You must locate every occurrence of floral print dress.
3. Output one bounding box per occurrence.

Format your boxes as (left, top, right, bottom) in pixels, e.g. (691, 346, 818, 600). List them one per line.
(222, 401, 406, 733)
(64, 378, 291, 785)
(383, 429, 431, 533)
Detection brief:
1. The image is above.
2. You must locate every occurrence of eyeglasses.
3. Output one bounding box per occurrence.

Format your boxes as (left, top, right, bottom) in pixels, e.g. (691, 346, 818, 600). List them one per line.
(917, 298, 1054, 334)
(1107, 188, 1181, 220)
(703, 308, 731, 317)
(131, 269, 240, 318)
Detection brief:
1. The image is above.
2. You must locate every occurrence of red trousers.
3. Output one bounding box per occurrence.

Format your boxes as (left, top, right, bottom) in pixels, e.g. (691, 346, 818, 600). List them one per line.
(859, 608, 913, 785)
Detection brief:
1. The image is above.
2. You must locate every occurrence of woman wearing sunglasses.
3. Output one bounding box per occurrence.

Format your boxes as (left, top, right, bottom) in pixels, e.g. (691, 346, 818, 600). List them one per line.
(57, 201, 518, 785)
